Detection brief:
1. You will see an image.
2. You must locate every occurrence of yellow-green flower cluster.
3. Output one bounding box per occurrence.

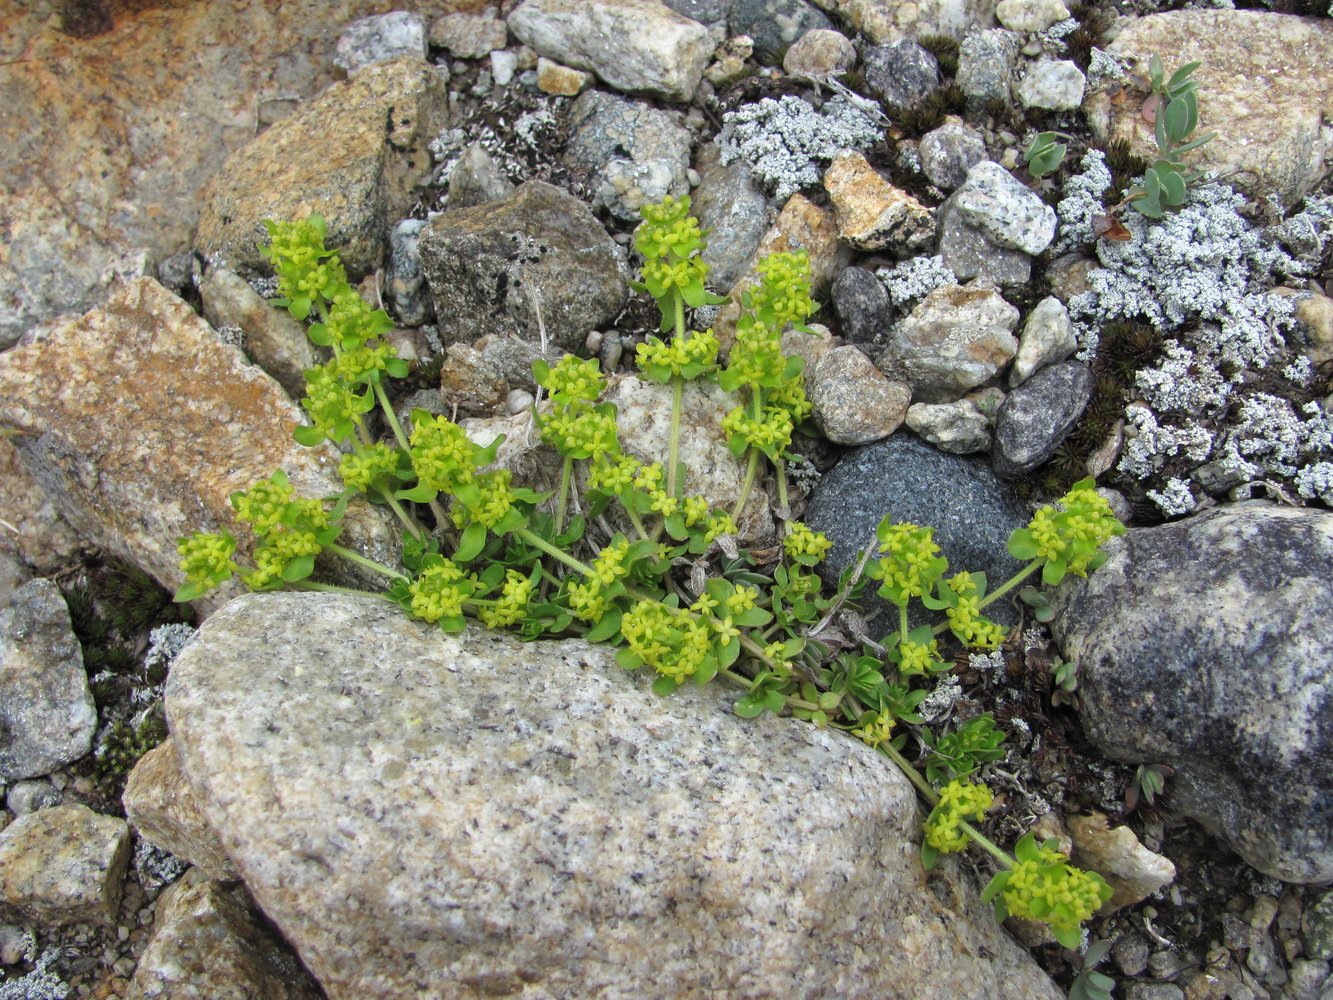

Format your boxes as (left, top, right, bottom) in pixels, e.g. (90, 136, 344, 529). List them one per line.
(321, 287, 388, 350)
(634, 195, 718, 318)
(567, 537, 633, 624)
(621, 598, 712, 683)
(1000, 840, 1113, 943)
(635, 328, 719, 381)
(410, 414, 477, 494)
(539, 355, 605, 405)
(339, 442, 400, 493)
(923, 779, 994, 853)
(241, 495, 330, 591)
(479, 569, 536, 629)
(725, 313, 787, 388)
(783, 521, 833, 565)
(454, 469, 518, 529)
(231, 472, 295, 535)
(535, 356, 620, 461)
(176, 531, 237, 593)
(722, 403, 794, 456)
(750, 251, 815, 331)
(703, 511, 738, 542)
(852, 712, 894, 748)
(943, 573, 1007, 651)
(641, 256, 709, 305)
(872, 521, 947, 606)
(897, 637, 944, 676)
(262, 216, 344, 316)
(635, 195, 704, 260)
(334, 340, 397, 385)
(300, 365, 370, 444)
(1014, 480, 1125, 578)
(408, 558, 474, 623)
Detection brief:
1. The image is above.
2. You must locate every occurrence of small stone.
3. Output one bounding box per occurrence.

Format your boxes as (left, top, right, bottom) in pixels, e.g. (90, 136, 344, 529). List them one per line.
(536, 56, 591, 95)
(953, 160, 1057, 255)
(334, 12, 428, 76)
(808, 346, 912, 445)
(505, 389, 534, 414)
(996, 0, 1070, 33)
(1286, 959, 1329, 1000)
(919, 119, 988, 191)
(0, 804, 130, 927)
(823, 150, 934, 252)
(905, 400, 993, 454)
(992, 361, 1091, 477)
(199, 267, 322, 399)
(491, 49, 519, 86)
(728, 0, 834, 65)
(831, 266, 891, 345)
(0, 923, 26, 965)
(0, 579, 97, 782)
(1010, 296, 1076, 386)
(704, 36, 754, 88)
(754, 193, 847, 297)
(957, 29, 1021, 106)
(1150, 950, 1184, 980)
(862, 39, 939, 108)
(1045, 253, 1098, 301)
(782, 28, 856, 79)
(1016, 59, 1086, 111)
(1125, 985, 1185, 1000)
(429, 12, 509, 58)
(6, 779, 62, 816)
(1293, 293, 1333, 366)
(1114, 932, 1152, 976)
(1068, 812, 1177, 913)
(1306, 891, 1333, 960)
(123, 741, 236, 882)
(447, 143, 516, 210)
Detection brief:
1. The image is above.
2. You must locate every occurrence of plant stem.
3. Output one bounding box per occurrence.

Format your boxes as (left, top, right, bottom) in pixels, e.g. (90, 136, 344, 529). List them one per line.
(666, 375, 684, 500)
(978, 561, 1042, 613)
(297, 580, 395, 600)
(732, 448, 760, 523)
(554, 456, 573, 534)
(326, 543, 409, 581)
(516, 527, 596, 577)
(775, 459, 789, 511)
(374, 378, 411, 454)
(380, 490, 426, 541)
(958, 819, 1014, 868)
(900, 603, 909, 645)
(626, 507, 652, 542)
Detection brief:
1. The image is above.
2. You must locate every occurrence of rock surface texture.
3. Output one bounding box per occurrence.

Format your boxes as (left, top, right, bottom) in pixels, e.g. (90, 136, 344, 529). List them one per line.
(1051, 503, 1333, 883)
(165, 591, 1062, 1000)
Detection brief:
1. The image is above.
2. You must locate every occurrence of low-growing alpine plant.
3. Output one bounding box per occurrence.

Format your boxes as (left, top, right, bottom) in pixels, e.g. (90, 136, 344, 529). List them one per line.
(177, 196, 1123, 949)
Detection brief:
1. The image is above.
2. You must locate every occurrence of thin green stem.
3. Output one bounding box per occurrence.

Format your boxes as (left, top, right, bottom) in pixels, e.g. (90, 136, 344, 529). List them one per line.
(517, 527, 596, 577)
(899, 603, 909, 645)
(625, 507, 652, 542)
(297, 580, 395, 600)
(429, 497, 450, 529)
(958, 819, 1014, 868)
(666, 375, 684, 500)
(977, 561, 1042, 613)
(775, 459, 789, 510)
(326, 543, 409, 581)
(374, 378, 411, 454)
(554, 456, 573, 535)
(379, 489, 426, 542)
(731, 448, 760, 523)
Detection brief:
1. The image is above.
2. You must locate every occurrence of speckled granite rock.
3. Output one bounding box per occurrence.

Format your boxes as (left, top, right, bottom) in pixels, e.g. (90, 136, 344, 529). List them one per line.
(128, 869, 321, 1000)
(808, 345, 911, 445)
(0, 278, 401, 614)
(165, 591, 1063, 999)
(1050, 503, 1333, 883)
(124, 741, 236, 882)
(507, 0, 713, 102)
(809, 0, 999, 43)
(195, 57, 449, 278)
(417, 181, 629, 352)
(0, 804, 130, 927)
(1084, 10, 1333, 207)
(0, 579, 96, 782)
(992, 361, 1090, 478)
(0, 438, 83, 575)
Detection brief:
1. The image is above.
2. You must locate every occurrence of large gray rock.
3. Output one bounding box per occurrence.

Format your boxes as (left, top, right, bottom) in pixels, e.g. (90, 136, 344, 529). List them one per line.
(417, 181, 629, 353)
(957, 29, 1021, 106)
(507, 0, 714, 102)
(805, 434, 1029, 635)
(1050, 503, 1333, 883)
(166, 592, 1063, 999)
(691, 146, 774, 292)
(862, 39, 939, 108)
(0, 579, 96, 782)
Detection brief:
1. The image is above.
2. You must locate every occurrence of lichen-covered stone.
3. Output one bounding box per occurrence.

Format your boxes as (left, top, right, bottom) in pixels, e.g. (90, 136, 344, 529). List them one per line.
(0, 278, 401, 614)
(862, 39, 939, 108)
(808, 345, 911, 445)
(782, 28, 857, 79)
(124, 741, 236, 882)
(1016, 59, 1085, 112)
(953, 160, 1056, 256)
(906, 400, 993, 454)
(165, 591, 1063, 999)
(417, 181, 629, 352)
(920, 119, 988, 191)
(1050, 503, 1333, 883)
(957, 29, 1021, 106)
(333, 12, 427, 76)
(536, 57, 592, 96)
(995, 0, 1069, 32)
(507, 0, 713, 101)
(0, 579, 95, 782)
(831, 266, 892, 344)
(196, 58, 448, 278)
(0, 804, 130, 927)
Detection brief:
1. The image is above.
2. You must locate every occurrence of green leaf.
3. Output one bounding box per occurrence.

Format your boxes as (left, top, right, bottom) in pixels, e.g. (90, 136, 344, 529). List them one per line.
(281, 554, 315, 583)
(396, 483, 439, 503)
(584, 609, 623, 644)
(1166, 59, 1201, 94)
(1149, 53, 1165, 91)
(455, 522, 487, 562)
(762, 689, 787, 713)
(1144, 166, 1162, 203)
(385, 357, 409, 379)
(921, 842, 940, 871)
(651, 675, 680, 697)
(1007, 529, 1039, 560)
(293, 424, 325, 447)
(734, 696, 765, 719)
(306, 323, 333, 347)
(1042, 558, 1067, 586)
(1013, 832, 1040, 863)
(663, 513, 688, 541)
(1163, 94, 1190, 144)
(1160, 168, 1187, 206)
(615, 647, 643, 671)
(980, 871, 1008, 906)
(693, 657, 718, 685)
(817, 691, 841, 711)
(1054, 924, 1083, 950)
(173, 581, 207, 603)
(718, 636, 741, 669)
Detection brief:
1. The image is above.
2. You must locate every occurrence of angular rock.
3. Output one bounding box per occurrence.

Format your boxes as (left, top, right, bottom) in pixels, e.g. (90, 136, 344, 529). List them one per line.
(729, 0, 835, 64)
(906, 400, 993, 454)
(808, 346, 911, 445)
(6, 779, 62, 816)
(1084, 10, 1333, 207)
(920, 119, 988, 191)
(428, 11, 510, 59)
(0, 579, 96, 782)
(536, 57, 592, 96)
(507, 0, 713, 102)
(863, 39, 939, 108)
(1050, 503, 1333, 883)
(195, 58, 448, 279)
(879, 282, 1020, 403)
(417, 181, 629, 353)
(995, 0, 1069, 32)
(0, 804, 130, 927)
(806, 434, 1029, 634)
(0, 438, 83, 575)
(199, 267, 322, 400)
(957, 29, 1021, 106)
(823, 151, 934, 253)
(124, 741, 236, 882)
(754, 193, 848, 297)
(692, 147, 773, 292)
(1016, 59, 1085, 111)
(0, 278, 401, 613)
(386, 219, 431, 326)
(1011, 296, 1076, 386)
(810, 0, 1000, 43)
(954, 160, 1057, 256)
(447, 142, 516, 210)
(563, 91, 692, 222)
(165, 591, 1063, 999)
(129, 870, 322, 1000)
(831, 266, 891, 345)
(782, 28, 857, 79)
(333, 12, 427, 76)
(992, 361, 1090, 477)
(605, 375, 773, 541)
(1067, 813, 1176, 914)
(938, 196, 1032, 286)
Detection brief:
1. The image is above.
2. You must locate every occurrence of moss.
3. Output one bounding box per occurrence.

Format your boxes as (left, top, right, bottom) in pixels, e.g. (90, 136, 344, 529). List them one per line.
(917, 34, 960, 77)
(890, 84, 966, 136)
(90, 712, 168, 809)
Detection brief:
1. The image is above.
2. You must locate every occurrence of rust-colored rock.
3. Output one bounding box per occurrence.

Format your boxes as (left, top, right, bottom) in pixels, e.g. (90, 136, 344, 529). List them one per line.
(124, 740, 236, 882)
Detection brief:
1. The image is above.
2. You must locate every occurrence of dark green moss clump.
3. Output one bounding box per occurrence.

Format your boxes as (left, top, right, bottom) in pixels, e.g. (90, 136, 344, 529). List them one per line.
(891, 84, 966, 136)
(917, 34, 960, 77)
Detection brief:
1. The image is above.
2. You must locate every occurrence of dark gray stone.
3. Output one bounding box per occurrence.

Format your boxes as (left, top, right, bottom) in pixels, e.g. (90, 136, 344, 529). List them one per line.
(417, 181, 629, 352)
(1050, 502, 1333, 883)
(919, 121, 988, 191)
(662, 0, 729, 27)
(728, 0, 833, 64)
(692, 145, 773, 291)
(937, 191, 1032, 285)
(805, 434, 1029, 635)
(831, 266, 891, 345)
(863, 39, 940, 109)
(957, 29, 1021, 106)
(389, 219, 430, 327)
(992, 361, 1091, 478)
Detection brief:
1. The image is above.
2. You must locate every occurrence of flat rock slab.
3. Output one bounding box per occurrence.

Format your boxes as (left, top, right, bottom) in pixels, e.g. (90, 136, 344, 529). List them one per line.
(0, 277, 399, 613)
(1084, 10, 1333, 208)
(1051, 502, 1333, 883)
(166, 591, 1061, 999)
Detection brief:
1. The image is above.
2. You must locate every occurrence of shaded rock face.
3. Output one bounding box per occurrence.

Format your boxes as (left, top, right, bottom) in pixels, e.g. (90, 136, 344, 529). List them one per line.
(417, 181, 629, 352)
(166, 592, 1062, 1000)
(1050, 503, 1333, 883)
